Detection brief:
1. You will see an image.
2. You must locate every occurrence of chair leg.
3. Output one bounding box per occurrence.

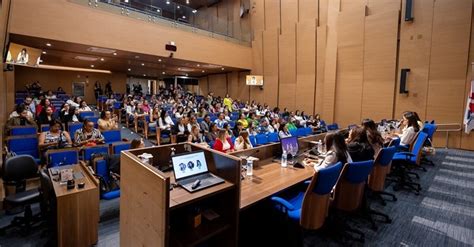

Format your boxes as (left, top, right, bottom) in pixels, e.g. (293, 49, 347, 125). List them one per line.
(378, 191, 397, 202)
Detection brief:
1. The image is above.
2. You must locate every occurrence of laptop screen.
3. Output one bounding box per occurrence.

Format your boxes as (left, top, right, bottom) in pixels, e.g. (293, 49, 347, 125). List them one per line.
(281, 136, 299, 154)
(172, 151, 209, 180)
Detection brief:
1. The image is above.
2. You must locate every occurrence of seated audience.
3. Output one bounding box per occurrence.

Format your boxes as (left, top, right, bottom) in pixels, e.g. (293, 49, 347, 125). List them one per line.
(206, 123, 219, 143)
(214, 113, 227, 129)
(315, 131, 352, 171)
(278, 124, 292, 138)
(98, 110, 119, 131)
(131, 138, 145, 149)
(233, 121, 244, 137)
(188, 125, 205, 144)
(394, 111, 420, 146)
(237, 113, 249, 129)
(36, 98, 55, 117)
(362, 119, 384, 156)
(74, 119, 105, 147)
(213, 129, 234, 153)
(6, 105, 38, 132)
(38, 120, 73, 162)
(173, 117, 190, 143)
(234, 130, 253, 151)
(78, 100, 92, 112)
(66, 96, 81, 108)
(37, 106, 57, 126)
(9, 103, 33, 120)
(346, 127, 375, 162)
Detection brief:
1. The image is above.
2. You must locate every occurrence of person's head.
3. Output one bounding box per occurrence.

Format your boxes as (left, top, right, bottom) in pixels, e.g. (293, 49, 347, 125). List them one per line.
(80, 100, 87, 108)
(62, 103, 70, 110)
(190, 116, 197, 124)
(210, 123, 218, 132)
(49, 119, 63, 133)
(204, 114, 210, 122)
(413, 112, 421, 122)
(315, 114, 321, 120)
(143, 100, 149, 106)
(191, 125, 199, 136)
(223, 123, 230, 130)
(225, 93, 229, 98)
(295, 110, 300, 116)
(325, 131, 349, 163)
(217, 129, 228, 141)
(218, 113, 224, 120)
(101, 110, 111, 120)
(239, 130, 249, 140)
(21, 48, 27, 55)
(260, 120, 268, 127)
(24, 97, 32, 105)
(131, 138, 145, 149)
(348, 127, 369, 144)
(160, 109, 167, 120)
(403, 111, 420, 132)
(361, 119, 376, 131)
(83, 119, 95, 132)
(235, 121, 243, 130)
(45, 106, 53, 116)
(47, 90, 53, 96)
(178, 117, 186, 125)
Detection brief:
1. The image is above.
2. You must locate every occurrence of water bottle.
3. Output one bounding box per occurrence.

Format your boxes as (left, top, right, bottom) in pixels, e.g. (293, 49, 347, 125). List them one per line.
(317, 140, 323, 153)
(281, 150, 288, 168)
(246, 159, 253, 176)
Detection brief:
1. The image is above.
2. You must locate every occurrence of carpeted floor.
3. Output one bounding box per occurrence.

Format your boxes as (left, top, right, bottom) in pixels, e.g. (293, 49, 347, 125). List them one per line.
(0, 148, 473, 246)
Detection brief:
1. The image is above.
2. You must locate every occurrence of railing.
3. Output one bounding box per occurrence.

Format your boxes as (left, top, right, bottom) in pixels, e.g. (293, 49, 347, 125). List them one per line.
(435, 123, 463, 149)
(70, 0, 251, 46)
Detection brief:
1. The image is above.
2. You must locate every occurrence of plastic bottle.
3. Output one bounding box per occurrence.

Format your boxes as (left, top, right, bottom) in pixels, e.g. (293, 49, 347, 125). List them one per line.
(281, 150, 288, 168)
(317, 140, 323, 153)
(246, 159, 253, 176)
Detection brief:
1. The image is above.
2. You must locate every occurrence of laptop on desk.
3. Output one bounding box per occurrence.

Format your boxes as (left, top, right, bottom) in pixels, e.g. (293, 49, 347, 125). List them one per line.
(172, 150, 225, 193)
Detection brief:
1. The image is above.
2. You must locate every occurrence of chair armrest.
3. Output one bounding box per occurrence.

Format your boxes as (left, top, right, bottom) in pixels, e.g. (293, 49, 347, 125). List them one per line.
(396, 152, 415, 157)
(271, 196, 295, 211)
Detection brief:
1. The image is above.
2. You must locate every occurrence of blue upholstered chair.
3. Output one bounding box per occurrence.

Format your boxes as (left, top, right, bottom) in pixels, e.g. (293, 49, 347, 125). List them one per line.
(271, 162, 343, 230)
(82, 145, 109, 161)
(249, 135, 257, 147)
(368, 147, 397, 205)
(112, 142, 131, 154)
(95, 159, 120, 200)
(7, 136, 40, 164)
(326, 123, 339, 131)
(68, 122, 83, 137)
(47, 149, 79, 168)
(268, 132, 280, 143)
(10, 126, 37, 136)
(255, 134, 269, 146)
(102, 130, 122, 144)
(79, 111, 94, 119)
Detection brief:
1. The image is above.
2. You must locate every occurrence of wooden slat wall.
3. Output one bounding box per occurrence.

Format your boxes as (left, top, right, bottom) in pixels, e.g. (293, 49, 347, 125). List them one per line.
(298, 0, 319, 21)
(366, 0, 400, 15)
(250, 30, 264, 103)
(315, 25, 327, 115)
(334, 6, 365, 127)
(319, 0, 329, 26)
(427, 0, 472, 148)
(296, 19, 317, 114)
(461, 5, 474, 151)
(278, 26, 297, 110)
(361, 10, 399, 121)
(250, 0, 265, 33)
(227, 71, 251, 102)
(263, 29, 280, 107)
(281, 0, 298, 34)
(208, 74, 228, 97)
(264, 0, 281, 30)
(322, 2, 339, 122)
(198, 76, 209, 96)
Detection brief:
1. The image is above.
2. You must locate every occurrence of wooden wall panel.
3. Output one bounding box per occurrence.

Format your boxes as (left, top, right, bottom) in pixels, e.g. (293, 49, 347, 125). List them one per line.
(315, 25, 327, 114)
(278, 27, 297, 110)
(296, 20, 317, 114)
(334, 6, 365, 127)
(461, 6, 474, 151)
(281, 0, 298, 34)
(250, 30, 264, 103)
(367, 0, 401, 15)
(198, 77, 209, 96)
(298, 0, 318, 21)
(263, 29, 279, 107)
(250, 0, 265, 33)
(319, 0, 329, 26)
(340, 0, 367, 12)
(264, 0, 281, 30)
(227, 71, 250, 102)
(322, 2, 339, 122)
(427, 0, 472, 148)
(361, 10, 399, 121)
(208, 74, 228, 97)
(395, 0, 434, 120)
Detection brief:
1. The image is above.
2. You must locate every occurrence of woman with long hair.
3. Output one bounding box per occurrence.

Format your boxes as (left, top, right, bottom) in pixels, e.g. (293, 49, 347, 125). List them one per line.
(315, 131, 352, 170)
(362, 119, 384, 155)
(234, 130, 253, 151)
(396, 111, 420, 146)
(346, 127, 375, 162)
(213, 129, 234, 153)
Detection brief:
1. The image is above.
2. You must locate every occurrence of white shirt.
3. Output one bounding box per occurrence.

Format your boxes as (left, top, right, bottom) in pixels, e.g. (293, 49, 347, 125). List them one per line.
(78, 106, 92, 112)
(66, 100, 80, 108)
(222, 139, 231, 151)
(279, 131, 291, 139)
(234, 137, 253, 151)
(400, 126, 417, 146)
(315, 150, 353, 171)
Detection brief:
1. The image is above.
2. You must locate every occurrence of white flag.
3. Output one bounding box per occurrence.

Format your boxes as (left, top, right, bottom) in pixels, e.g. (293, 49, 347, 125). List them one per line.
(464, 80, 474, 134)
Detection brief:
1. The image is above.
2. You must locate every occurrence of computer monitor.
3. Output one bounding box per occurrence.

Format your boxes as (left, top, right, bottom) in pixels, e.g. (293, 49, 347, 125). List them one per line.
(171, 151, 209, 180)
(280, 136, 299, 155)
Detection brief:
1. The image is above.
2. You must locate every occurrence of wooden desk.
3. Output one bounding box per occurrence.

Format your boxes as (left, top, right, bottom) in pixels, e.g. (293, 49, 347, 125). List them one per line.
(49, 163, 99, 247)
(240, 159, 315, 210)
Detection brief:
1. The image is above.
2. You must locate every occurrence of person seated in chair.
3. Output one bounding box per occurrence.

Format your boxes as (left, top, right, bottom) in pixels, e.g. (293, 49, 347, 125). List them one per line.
(98, 110, 118, 131)
(74, 119, 105, 147)
(213, 129, 234, 153)
(37, 106, 57, 126)
(5, 105, 38, 133)
(39, 120, 73, 162)
(346, 127, 375, 162)
(234, 130, 253, 151)
(315, 131, 352, 171)
(173, 117, 190, 143)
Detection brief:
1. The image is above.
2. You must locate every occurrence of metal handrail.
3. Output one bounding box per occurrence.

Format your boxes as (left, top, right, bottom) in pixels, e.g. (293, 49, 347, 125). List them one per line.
(433, 123, 462, 149)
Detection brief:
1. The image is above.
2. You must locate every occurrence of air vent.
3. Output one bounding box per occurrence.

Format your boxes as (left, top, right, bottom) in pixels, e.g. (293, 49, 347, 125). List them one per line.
(87, 47, 117, 54)
(74, 56, 99, 61)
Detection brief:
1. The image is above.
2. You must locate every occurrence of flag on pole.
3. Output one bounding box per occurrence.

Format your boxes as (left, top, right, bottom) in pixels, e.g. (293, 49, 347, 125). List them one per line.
(464, 80, 474, 134)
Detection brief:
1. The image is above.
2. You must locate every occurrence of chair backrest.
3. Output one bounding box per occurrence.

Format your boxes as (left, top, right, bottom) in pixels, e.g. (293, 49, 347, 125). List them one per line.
(113, 102, 122, 109)
(7, 136, 39, 159)
(369, 147, 396, 192)
(388, 137, 400, 148)
(47, 149, 79, 168)
(268, 132, 280, 142)
(10, 126, 37, 136)
(296, 128, 306, 137)
(102, 130, 122, 144)
(333, 161, 374, 211)
(40, 124, 50, 133)
(39, 169, 54, 206)
(375, 146, 397, 167)
(410, 132, 428, 164)
(300, 162, 343, 229)
(82, 145, 109, 161)
(304, 127, 313, 136)
(79, 111, 95, 119)
(95, 159, 110, 181)
(326, 123, 339, 131)
(289, 129, 298, 137)
(3, 155, 38, 182)
(255, 134, 268, 145)
(68, 122, 83, 136)
(112, 142, 131, 154)
(249, 135, 257, 147)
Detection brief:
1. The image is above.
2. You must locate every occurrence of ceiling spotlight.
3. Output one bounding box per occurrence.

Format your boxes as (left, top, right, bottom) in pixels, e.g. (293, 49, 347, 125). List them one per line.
(221, 68, 225, 70)
(162, 72, 166, 75)
(128, 68, 131, 71)
(177, 5, 180, 9)
(197, 64, 200, 67)
(182, 16, 186, 19)
(90, 65, 95, 68)
(100, 58, 105, 61)
(135, 55, 140, 59)
(192, 9, 197, 14)
(185, 73, 188, 76)
(42, 51, 47, 54)
(178, 68, 181, 70)
(46, 43, 52, 47)
(158, 59, 162, 62)
(157, 9, 161, 13)
(166, 0, 170, 4)
(143, 74, 146, 76)
(141, 63, 145, 66)
(202, 70, 205, 73)
(186, 0, 190, 4)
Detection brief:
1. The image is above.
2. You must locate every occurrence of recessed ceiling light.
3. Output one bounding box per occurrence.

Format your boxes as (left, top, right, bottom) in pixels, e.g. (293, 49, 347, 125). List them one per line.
(192, 10, 197, 14)
(185, 74, 188, 76)
(158, 59, 162, 62)
(135, 55, 140, 59)
(157, 9, 161, 13)
(197, 64, 200, 67)
(162, 72, 166, 75)
(182, 16, 186, 19)
(178, 68, 181, 70)
(166, 0, 170, 4)
(42, 51, 47, 54)
(100, 58, 105, 61)
(143, 74, 146, 76)
(177, 5, 180, 9)
(90, 65, 95, 68)
(141, 63, 145, 66)
(186, 0, 190, 4)
(128, 68, 131, 71)
(221, 68, 225, 70)
(46, 43, 52, 47)
(202, 70, 205, 73)
(113, 52, 117, 56)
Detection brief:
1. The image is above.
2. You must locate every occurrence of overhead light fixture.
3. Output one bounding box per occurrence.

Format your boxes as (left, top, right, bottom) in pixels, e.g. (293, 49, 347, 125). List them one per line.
(182, 16, 186, 19)
(46, 43, 52, 47)
(185, 73, 188, 76)
(90, 65, 95, 68)
(221, 68, 225, 70)
(87, 47, 116, 54)
(143, 74, 146, 76)
(158, 59, 162, 62)
(162, 72, 166, 75)
(38, 64, 112, 74)
(128, 68, 131, 71)
(166, 0, 170, 4)
(135, 55, 140, 59)
(197, 64, 200, 67)
(192, 9, 197, 13)
(100, 58, 105, 61)
(202, 70, 205, 73)
(141, 63, 145, 66)
(177, 5, 180, 9)
(113, 52, 117, 56)
(178, 68, 181, 70)
(186, 0, 190, 4)
(42, 51, 47, 54)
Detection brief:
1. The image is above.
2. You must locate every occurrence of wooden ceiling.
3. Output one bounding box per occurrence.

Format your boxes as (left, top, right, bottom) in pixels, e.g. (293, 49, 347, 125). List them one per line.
(9, 33, 245, 79)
